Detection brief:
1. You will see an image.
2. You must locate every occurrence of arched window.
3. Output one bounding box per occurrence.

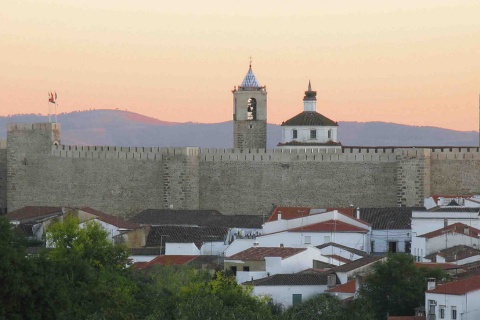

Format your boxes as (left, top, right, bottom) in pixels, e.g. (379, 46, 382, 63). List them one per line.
(247, 98, 257, 120)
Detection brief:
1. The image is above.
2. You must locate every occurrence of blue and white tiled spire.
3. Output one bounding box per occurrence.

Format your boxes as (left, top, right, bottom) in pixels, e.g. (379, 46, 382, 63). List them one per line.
(240, 63, 261, 88)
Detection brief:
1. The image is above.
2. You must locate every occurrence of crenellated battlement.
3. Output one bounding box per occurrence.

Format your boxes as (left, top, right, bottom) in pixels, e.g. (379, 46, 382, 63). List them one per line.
(50, 144, 200, 160)
(8, 123, 61, 132)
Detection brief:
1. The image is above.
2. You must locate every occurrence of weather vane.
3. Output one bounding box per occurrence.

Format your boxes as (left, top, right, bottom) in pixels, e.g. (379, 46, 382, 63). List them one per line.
(249, 56, 252, 68)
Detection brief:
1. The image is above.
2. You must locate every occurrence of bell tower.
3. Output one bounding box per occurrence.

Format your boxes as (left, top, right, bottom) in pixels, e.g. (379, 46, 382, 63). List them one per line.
(233, 62, 267, 149)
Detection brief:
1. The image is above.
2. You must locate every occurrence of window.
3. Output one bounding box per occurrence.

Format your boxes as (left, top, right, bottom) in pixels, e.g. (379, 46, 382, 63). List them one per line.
(328, 129, 332, 139)
(304, 236, 311, 244)
(428, 300, 436, 316)
(452, 306, 457, 319)
(247, 98, 257, 120)
(405, 241, 411, 253)
(310, 130, 317, 139)
(292, 129, 298, 139)
(388, 241, 397, 253)
(243, 266, 250, 271)
(292, 294, 302, 306)
(439, 305, 445, 319)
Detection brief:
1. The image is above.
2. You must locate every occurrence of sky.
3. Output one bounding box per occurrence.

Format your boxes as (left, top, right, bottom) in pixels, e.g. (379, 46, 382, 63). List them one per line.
(1, 1, 479, 131)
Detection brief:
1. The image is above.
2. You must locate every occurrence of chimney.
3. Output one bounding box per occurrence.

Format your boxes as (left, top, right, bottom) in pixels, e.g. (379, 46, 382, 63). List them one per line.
(278, 211, 282, 220)
(280, 243, 284, 248)
(355, 275, 363, 293)
(253, 241, 259, 247)
(356, 207, 360, 220)
(327, 274, 336, 288)
(427, 278, 436, 290)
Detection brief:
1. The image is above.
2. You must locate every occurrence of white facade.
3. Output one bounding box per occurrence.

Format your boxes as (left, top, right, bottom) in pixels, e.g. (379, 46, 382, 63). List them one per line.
(426, 289, 480, 320)
(370, 229, 411, 254)
(260, 210, 370, 253)
(232, 246, 325, 284)
(164, 241, 226, 256)
(252, 285, 327, 309)
(411, 209, 480, 262)
(281, 125, 338, 145)
(224, 239, 257, 257)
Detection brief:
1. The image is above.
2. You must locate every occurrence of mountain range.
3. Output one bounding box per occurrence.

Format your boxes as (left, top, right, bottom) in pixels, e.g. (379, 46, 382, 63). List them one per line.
(0, 110, 478, 148)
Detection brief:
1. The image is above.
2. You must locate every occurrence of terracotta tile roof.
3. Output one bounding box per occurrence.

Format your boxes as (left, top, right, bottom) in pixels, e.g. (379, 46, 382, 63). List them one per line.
(243, 273, 329, 286)
(427, 206, 479, 213)
(227, 247, 306, 260)
(130, 209, 263, 228)
(424, 245, 480, 262)
(146, 225, 229, 249)
(281, 111, 338, 127)
(298, 268, 330, 274)
(326, 279, 356, 293)
(5, 206, 63, 221)
(426, 275, 480, 295)
(81, 207, 140, 230)
(323, 254, 351, 264)
(316, 242, 368, 257)
(136, 255, 198, 270)
(267, 207, 312, 222)
(418, 223, 480, 239)
(359, 207, 425, 230)
(331, 256, 384, 273)
(288, 220, 368, 233)
(414, 262, 462, 270)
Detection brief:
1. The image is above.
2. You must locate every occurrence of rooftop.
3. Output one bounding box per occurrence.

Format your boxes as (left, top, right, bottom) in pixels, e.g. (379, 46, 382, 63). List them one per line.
(130, 209, 263, 228)
(426, 275, 480, 295)
(227, 247, 306, 261)
(288, 220, 368, 233)
(331, 256, 385, 273)
(325, 279, 357, 293)
(424, 245, 480, 262)
(146, 225, 229, 249)
(359, 207, 425, 230)
(81, 207, 140, 230)
(5, 206, 63, 222)
(316, 242, 368, 257)
(418, 222, 480, 239)
(240, 65, 261, 88)
(281, 111, 338, 127)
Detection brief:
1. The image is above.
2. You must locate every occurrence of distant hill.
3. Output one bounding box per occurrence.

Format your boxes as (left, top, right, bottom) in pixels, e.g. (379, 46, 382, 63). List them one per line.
(0, 109, 478, 148)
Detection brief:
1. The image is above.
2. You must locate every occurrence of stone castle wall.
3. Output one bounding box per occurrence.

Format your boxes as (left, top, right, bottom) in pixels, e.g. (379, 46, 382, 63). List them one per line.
(0, 140, 7, 214)
(2, 124, 480, 216)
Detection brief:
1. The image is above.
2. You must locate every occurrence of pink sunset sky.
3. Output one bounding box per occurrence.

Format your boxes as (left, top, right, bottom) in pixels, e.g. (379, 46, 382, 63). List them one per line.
(1, 0, 479, 131)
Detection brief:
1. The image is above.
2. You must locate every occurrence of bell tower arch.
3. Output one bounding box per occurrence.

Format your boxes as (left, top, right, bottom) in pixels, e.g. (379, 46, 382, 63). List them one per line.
(232, 62, 267, 149)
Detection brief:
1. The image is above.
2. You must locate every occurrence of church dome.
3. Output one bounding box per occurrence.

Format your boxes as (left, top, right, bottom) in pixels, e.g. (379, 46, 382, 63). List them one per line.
(281, 111, 338, 127)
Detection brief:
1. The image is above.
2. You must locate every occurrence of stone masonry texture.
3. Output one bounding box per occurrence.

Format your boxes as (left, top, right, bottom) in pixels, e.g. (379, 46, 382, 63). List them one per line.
(2, 124, 480, 216)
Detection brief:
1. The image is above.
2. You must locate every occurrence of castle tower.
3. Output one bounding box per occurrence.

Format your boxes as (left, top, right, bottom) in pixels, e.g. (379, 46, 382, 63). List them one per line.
(233, 63, 267, 149)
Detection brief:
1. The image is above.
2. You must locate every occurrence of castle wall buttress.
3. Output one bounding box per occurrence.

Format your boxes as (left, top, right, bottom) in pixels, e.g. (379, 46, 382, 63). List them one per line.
(396, 149, 431, 207)
(162, 147, 200, 210)
(0, 142, 6, 214)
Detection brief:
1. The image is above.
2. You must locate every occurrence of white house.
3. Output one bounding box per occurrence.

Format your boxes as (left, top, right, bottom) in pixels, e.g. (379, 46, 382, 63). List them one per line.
(423, 245, 480, 265)
(224, 246, 325, 284)
(416, 223, 480, 262)
(243, 273, 330, 309)
(411, 207, 480, 262)
(259, 208, 371, 253)
(425, 275, 480, 320)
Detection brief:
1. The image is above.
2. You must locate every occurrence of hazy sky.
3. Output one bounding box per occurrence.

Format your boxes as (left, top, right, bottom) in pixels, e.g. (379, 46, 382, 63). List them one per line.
(1, 0, 479, 131)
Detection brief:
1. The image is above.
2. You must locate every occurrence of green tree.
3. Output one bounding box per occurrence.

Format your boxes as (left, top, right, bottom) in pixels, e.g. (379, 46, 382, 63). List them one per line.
(280, 294, 374, 320)
(45, 214, 138, 319)
(360, 253, 447, 320)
